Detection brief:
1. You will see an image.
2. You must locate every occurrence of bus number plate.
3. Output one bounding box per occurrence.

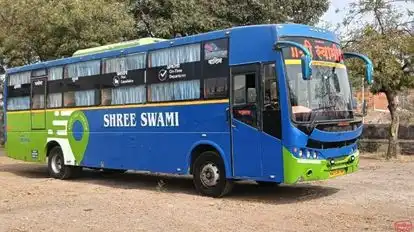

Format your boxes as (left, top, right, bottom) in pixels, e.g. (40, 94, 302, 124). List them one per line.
(329, 169, 345, 178)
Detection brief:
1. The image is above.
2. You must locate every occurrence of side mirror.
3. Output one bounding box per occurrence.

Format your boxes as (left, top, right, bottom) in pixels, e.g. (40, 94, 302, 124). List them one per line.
(300, 56, 312, 81)
(274, 40, 313, 80)
(343, 52, 374, 85)
(247, 88, 256, 103)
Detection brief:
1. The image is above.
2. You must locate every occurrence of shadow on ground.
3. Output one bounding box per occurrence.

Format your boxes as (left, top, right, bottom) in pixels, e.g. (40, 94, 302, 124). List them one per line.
(0, 163, 340, 204)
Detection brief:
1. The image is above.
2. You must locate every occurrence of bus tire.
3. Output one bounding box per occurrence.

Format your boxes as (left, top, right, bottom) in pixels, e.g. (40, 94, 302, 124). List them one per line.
(47, 146, 81, 179)
(192, 151, 233, 198)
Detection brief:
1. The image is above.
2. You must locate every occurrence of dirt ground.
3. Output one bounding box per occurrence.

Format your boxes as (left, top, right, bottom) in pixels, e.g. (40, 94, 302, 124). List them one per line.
(0, 151, 413, 232)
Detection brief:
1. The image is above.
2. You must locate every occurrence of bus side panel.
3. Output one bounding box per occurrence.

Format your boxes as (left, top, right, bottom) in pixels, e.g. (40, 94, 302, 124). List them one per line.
(79, 102, 231, 175)
(5, 112, 47, 162)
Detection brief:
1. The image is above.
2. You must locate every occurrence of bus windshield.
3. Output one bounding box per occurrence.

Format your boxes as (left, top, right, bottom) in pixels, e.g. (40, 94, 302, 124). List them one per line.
(281, 36, 353, 122)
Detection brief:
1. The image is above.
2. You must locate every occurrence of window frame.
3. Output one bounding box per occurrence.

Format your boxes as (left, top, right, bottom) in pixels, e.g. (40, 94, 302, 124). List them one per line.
(101, 84, 147, 106)
(65, 59, 101, 79)
(61, 59, 102, 108)
(30, 77, 47, 110)
(146, 42, 203, 103)
(148, 43, 201, 68)
(46, 66, 64, 109)
(100, 52, 148, 106)
(102, 52, 147, 75)
(6, 96, 31, 111)
(203, 77, 229, 100)
(147, 79, 201, 103)
(6, 36, 232, 110)
(201, 37, 230, 100)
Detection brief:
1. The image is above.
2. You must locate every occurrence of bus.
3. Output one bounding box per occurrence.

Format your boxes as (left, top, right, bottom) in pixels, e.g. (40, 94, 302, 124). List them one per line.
(4, 24, 373, 198)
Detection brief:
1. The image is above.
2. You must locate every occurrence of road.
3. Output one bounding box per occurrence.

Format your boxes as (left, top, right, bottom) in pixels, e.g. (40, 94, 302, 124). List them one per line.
(0, 150, 413, 232)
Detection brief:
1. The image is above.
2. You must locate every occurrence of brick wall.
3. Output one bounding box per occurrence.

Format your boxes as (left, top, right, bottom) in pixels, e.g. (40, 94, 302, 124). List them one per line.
(353, 89, 414, 111)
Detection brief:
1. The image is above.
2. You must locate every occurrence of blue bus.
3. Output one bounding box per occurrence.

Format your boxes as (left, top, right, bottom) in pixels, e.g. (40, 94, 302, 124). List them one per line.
(4, 24, 373, 197)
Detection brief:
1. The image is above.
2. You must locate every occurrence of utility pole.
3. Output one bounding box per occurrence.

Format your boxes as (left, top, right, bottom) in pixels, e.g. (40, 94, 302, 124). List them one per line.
(0, 74, 4, 146)
(362, 77, 365, 124)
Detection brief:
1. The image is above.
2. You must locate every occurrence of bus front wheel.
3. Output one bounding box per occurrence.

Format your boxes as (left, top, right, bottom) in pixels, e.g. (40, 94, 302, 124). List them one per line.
(192, 151, 233, 198)
(47, 146, 81, 179)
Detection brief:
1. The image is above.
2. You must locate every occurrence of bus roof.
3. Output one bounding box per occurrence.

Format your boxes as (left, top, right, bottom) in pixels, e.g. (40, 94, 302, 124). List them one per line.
(6, 23, 338, 75)
(72, 37, 167, 57)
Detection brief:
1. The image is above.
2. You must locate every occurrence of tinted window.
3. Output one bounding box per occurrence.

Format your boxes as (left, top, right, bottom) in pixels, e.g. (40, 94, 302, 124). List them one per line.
(148, 80, 200, 102)
(7, 96, 30, 110)
(204, 39, 228, 60)
(47, 93, 62, 108)
(103, 53, 146, 74)
(204, 77, 228, 99)
(9, 72, 30, 86)
(32, 69, 47, 77)
(233, 74, 246, 105)
(66, 60, 100, 78)
(149, 44, 200, 67)
(48, 67, 63, 80)
(101, 85, 146, 106)
(32, 94, 45, 109)
(64, 90, 96, 107)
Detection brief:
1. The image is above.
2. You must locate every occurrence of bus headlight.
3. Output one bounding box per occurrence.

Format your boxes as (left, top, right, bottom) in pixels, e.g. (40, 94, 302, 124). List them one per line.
(290, 147, 321, 160)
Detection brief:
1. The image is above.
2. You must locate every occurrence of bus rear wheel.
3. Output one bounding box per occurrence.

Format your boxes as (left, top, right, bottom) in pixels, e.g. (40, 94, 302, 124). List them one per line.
(192, 151, 233, 198)
(48, 146, 81, 179)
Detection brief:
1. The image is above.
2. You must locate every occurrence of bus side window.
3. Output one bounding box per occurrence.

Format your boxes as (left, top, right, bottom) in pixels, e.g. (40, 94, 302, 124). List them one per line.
(64, 92, 76, 107)
(232, 70, 258, 128)
(101, 89, 112, 106)
(262, 64, 282, 139)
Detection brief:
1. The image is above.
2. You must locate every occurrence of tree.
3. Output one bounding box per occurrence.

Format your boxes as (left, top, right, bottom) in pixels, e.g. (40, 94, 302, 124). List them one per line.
(130, 0, 330, 38)
(342, 0, 414, 159)
(0, 0, 136, 67)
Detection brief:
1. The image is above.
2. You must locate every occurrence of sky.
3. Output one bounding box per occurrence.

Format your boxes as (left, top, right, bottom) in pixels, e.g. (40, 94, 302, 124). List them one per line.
(318, 0, 414, 35)
(320, 0, 350, 27)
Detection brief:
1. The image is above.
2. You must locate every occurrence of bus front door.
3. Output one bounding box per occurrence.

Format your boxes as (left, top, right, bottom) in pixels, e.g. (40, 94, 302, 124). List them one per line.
(30, 78, 46, 130)
(230, 64, 262, 178)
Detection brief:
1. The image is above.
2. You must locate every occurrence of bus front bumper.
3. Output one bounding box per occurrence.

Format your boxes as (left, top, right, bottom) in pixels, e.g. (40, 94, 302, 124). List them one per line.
(282, 148, 359, 184)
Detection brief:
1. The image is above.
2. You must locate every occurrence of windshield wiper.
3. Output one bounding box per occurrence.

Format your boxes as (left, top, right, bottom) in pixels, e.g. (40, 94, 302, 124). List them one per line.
(305, 105, 336, 131)
(307, 111, 319, 132)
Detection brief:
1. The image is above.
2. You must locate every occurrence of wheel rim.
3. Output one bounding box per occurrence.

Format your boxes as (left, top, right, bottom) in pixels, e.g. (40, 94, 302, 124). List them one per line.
(200, 163, 220, 187)
(51, 153, 63, 174)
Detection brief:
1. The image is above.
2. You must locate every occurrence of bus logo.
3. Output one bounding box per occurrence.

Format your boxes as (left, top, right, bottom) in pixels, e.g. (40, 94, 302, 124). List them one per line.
(34, 80, 43, 86)
(208, 57, 223, 65)
(394, 220, 412, 232)
(113, 76, 120, 86)
(158, 69, 168, 81)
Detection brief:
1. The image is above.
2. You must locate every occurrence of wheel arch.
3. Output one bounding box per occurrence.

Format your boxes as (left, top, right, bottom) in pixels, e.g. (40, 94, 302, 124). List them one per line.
(187, 140, 232, 178)
(45, 140, 61, 159)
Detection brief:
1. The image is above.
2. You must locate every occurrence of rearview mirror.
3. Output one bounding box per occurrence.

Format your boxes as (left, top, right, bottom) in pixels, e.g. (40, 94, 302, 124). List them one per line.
(343, 52, 374, 85)
(274, 40, 313, 81)
(301, 56, 312, 81)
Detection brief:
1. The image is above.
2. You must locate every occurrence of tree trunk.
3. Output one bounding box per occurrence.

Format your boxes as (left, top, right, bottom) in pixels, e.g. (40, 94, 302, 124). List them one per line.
(385, 91, 399, 159)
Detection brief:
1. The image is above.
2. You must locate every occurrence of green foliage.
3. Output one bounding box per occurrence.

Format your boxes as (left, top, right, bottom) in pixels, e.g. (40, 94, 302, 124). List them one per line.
(130, 0, 330, 38)
(0, 0, 136, 67)
(343, 0, 414, 95)
(342, 0, 413, 158)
